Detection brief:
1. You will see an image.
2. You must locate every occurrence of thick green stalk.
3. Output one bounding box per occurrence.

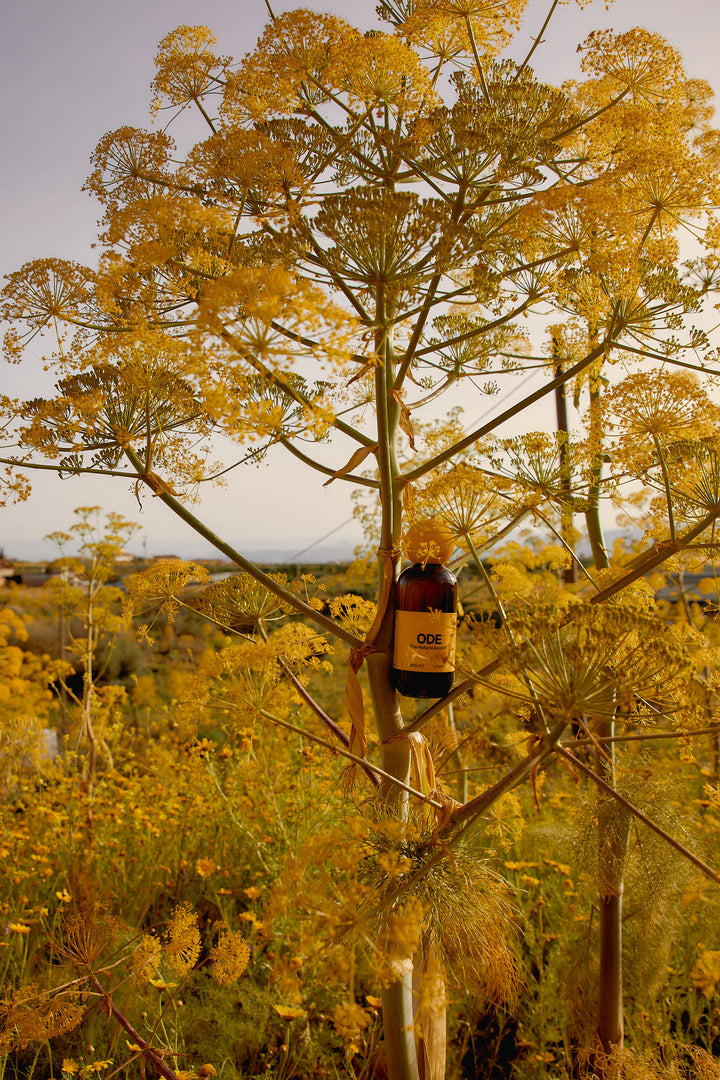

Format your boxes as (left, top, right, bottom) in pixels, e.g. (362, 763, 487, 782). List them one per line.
(377, 720, 572, 919)
(585, 367, 610, 573)
(446, 701, 468, 804)
(372, 289, 421, 1080)
(594, 719, 631, 1057)
(374, 285, 401, 551)
(367, 636, 424, 1080)
(584, 382, 632, 1055)
(553, 351, 577, 585)
(582, 369, 627, 1058)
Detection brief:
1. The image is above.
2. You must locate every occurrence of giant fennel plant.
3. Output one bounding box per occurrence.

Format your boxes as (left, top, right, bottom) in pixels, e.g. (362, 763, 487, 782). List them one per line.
(3, 0, 720, 1076)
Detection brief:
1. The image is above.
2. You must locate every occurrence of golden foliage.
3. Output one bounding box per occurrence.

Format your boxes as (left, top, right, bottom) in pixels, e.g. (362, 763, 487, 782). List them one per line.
(211, 928, 251, 985)
(485, 598, 705, 725)
(86, 127, 175, 214)
(0, 985, 84, 1053)
(579, 28, 686, 105)
(59, 909, 124, 970)
(125, 559, 210, 628)
(195, 571, 294, 629)
(328, 32, 437, 113)
(397, 0, 529, 59)
(163, 902, 201, 978)
(603, 369, 716, 440)
(327, 594, 377, 637)
(690, 949, 720, 998)
(152, 25, 229, 113)
(223, 10, 355, 121)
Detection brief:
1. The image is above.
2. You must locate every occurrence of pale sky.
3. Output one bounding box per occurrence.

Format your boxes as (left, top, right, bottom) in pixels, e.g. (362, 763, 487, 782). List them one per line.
(1, 0, 719, 559)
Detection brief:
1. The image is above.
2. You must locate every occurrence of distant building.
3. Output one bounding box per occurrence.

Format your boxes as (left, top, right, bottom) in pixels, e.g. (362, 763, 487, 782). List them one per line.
(0, 559, 21, 585)
(113, 551, 136, 564)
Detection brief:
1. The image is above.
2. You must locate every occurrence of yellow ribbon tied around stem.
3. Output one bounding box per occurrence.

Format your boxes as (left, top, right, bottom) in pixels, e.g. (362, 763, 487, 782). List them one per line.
(343, 547, 397, 791)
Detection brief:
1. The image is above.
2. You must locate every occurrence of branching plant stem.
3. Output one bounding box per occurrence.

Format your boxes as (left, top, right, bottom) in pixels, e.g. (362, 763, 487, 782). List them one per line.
(88, 975, 180, 1080)
(121, 446, 361, 648)
(556, 746, 720, 885)
(259, 709, 440, 808)
(402, 337, 611, 484)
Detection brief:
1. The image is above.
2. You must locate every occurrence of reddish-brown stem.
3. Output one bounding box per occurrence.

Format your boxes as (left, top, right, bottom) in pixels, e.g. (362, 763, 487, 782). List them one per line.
(88, 975, 180, 1080)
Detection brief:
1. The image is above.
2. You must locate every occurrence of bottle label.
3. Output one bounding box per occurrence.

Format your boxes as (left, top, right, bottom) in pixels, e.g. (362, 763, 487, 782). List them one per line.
(393, 610, 457, 673)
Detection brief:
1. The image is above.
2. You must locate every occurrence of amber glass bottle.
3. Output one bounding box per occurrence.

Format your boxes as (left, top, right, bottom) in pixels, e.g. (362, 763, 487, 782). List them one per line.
(392, 520, 458, 699)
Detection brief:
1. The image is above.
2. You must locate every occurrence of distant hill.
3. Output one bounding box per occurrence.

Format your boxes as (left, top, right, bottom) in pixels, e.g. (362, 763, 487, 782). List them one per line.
(5, 537, 361, 566)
